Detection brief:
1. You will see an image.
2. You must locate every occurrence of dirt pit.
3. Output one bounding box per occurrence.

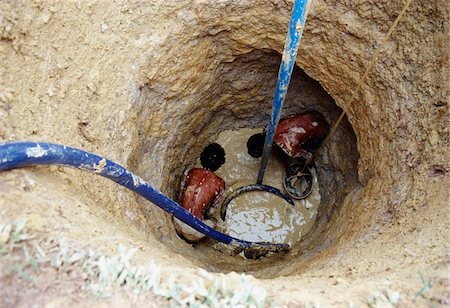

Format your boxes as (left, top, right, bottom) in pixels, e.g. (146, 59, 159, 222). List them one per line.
(0, 0, 449, 306)
(211, 127, 322, 247)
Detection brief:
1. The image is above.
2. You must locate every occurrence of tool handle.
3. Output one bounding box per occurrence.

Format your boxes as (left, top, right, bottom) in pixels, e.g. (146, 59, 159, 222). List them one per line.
(257, 0, 310, 184)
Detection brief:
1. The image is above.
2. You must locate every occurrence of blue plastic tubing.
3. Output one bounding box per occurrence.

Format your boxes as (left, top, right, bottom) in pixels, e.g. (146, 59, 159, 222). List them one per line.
(257, 0, 310, 185)
(0, 142, 288, 252)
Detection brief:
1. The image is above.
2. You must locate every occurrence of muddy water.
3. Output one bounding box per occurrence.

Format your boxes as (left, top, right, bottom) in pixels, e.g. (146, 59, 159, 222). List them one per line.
(204, 128, 321, 246)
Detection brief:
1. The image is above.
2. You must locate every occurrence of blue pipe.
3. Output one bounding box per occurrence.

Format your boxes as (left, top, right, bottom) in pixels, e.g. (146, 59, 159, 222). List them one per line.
(0, 1, 309, 256)
(0, 142, 288, 254)
(257, 0, 310, 184)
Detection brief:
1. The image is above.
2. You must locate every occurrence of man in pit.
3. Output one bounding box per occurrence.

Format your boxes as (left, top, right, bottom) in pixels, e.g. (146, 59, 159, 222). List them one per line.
(174, 143, 227, 242)
(176, 110, 329, 241)
(247, 111, 329, 199)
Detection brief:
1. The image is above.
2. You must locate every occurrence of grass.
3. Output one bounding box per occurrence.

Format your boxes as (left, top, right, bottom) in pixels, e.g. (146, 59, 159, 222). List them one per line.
(0, 219, 271, 307)
(0, 218, 39, 281)
(2, 219, 443, 307)
(415, 271, 435, 306)
(366, 289, 400, 308)
(365, 271, 437, 308)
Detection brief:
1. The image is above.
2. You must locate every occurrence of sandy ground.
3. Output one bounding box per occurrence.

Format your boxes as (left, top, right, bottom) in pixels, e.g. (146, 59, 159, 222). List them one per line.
(0, 0, 449, 306)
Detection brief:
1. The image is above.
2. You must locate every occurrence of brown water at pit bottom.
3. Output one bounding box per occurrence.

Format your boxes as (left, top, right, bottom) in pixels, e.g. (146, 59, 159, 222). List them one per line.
(199, 128, 321, 247)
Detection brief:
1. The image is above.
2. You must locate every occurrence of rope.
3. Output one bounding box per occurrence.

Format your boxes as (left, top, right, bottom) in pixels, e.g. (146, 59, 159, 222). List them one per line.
(319, 0, 414, 149)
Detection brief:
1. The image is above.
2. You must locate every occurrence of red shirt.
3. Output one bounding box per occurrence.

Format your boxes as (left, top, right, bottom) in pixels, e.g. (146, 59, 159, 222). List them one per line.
(181, 168, 225, 219)
(274, 112, 328, 158)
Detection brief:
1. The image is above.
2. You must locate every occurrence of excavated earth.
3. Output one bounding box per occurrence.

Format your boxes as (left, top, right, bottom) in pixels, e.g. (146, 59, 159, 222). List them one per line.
(0, 0, 449, 306)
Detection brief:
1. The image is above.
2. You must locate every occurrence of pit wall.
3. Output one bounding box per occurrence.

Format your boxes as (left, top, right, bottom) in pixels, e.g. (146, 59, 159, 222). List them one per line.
(0, 0, 448, 305)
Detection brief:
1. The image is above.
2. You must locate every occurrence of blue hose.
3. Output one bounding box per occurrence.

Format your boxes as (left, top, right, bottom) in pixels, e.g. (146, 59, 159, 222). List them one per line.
(0, 1, 309, 257)
(257, 0, 310, 184)
(0, 142, 288, 255)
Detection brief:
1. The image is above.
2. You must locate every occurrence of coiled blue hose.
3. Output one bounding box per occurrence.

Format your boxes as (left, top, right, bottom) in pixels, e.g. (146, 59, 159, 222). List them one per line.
(0, 142, 288, 255)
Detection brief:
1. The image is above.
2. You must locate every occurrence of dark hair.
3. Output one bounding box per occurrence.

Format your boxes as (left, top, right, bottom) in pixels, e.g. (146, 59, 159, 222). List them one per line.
(200, 143, 226, 171)
(247, 132, 266, 158)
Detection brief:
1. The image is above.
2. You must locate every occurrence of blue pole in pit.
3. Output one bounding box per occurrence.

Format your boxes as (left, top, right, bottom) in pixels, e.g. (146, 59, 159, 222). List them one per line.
(257, 0, 310, 185)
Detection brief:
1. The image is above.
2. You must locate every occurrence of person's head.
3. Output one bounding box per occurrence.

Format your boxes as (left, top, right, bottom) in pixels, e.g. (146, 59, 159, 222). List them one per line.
(200, 143, 226, 171)
(246, 132, 266, 158)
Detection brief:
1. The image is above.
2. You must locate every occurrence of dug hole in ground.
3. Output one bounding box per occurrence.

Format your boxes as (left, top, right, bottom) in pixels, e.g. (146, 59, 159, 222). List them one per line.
(0, 0, 448, 306)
